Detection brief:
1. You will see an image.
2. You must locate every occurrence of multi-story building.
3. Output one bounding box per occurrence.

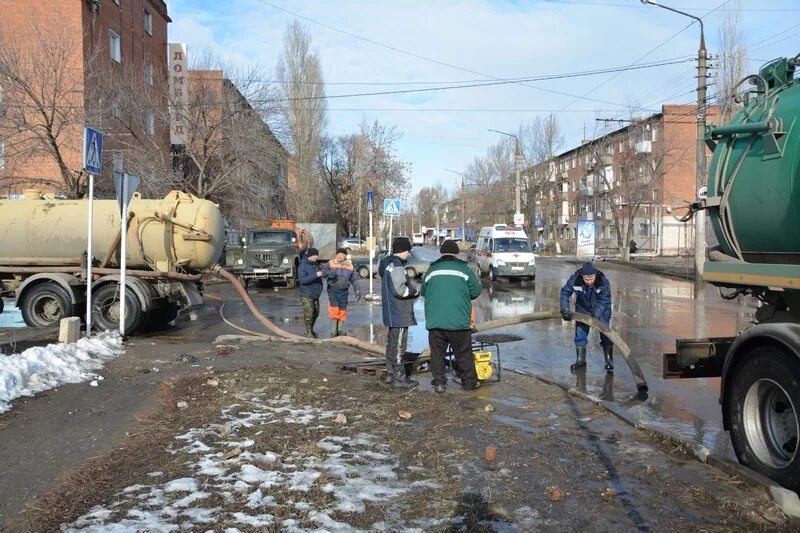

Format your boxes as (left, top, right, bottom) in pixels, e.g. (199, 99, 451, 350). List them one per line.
(0, 0, 171, 198)
(533, 104, 718, 256)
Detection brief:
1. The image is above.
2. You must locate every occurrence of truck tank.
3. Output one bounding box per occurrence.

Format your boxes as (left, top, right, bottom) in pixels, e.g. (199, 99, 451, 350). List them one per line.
(706, 56, 800, 264)
(0, 190, 224, 271)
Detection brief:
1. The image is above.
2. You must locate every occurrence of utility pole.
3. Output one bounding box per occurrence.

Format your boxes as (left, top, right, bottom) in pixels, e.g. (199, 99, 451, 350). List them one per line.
(488, 129, 522, 218)
(641, 0, 707, 298)
(445, 168, 467, 242)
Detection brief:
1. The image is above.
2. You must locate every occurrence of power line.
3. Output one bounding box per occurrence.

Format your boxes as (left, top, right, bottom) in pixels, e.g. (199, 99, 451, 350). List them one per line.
(540, 0, 799, 11)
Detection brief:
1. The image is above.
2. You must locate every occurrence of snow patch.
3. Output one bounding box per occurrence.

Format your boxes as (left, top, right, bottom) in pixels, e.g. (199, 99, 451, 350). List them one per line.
(0, 333, 123, 413)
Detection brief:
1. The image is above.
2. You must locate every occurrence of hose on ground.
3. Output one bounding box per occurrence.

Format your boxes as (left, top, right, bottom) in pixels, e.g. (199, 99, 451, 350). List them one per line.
(211, 265, 383, 356)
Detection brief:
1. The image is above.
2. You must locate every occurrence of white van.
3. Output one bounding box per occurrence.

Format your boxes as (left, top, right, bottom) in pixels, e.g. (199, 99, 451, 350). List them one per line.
(412, 232, 425, 246)
(476, 225, 536, 281)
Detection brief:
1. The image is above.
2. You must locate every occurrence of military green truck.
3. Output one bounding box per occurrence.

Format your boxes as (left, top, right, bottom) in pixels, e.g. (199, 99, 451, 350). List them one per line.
(224, 227, 301, 289)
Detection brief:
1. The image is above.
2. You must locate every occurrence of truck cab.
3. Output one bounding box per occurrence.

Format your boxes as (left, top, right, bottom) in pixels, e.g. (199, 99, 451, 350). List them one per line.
(475, 225, 536, 281)
(225, 228, 299, 288)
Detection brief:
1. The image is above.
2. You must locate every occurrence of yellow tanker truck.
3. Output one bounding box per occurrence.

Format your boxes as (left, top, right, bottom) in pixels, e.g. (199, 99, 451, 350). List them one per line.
(0, 189, 225, 335)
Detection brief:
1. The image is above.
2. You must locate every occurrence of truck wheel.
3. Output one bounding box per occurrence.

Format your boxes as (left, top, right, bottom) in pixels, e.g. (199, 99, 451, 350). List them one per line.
(92, 283, 145, 335)
(405, 267, 417, 278)
(358, 266, 370, 279)
(726, 346, 800, 490)
(489, 267, 498, 282)
(20, 283, 74, 328)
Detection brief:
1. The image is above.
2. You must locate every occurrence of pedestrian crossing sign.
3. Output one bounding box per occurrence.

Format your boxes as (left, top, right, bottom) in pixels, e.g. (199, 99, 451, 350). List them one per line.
(383, 198, 401, 217)
(83, 126, 104, 175)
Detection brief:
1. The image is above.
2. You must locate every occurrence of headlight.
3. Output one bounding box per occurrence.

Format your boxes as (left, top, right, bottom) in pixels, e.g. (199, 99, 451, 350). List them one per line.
(496, 260, 506, 266)
(528, 260, 536, 266)
(236, 258, 244, 265)
(282, 257, 289, 265)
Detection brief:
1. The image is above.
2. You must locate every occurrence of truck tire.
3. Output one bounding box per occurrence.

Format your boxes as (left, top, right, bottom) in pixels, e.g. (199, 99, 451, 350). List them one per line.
(286, 267, 297, 289)
(357, 266, 370, 279)
(726, 346, 800, 490)
(20, 283, 74, 328)
(489, 267, 498, 282)
(92, 283, 145, 335)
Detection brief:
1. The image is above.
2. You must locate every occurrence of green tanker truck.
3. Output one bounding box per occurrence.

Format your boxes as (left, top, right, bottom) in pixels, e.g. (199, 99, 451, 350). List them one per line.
(664, 55, 800, 490)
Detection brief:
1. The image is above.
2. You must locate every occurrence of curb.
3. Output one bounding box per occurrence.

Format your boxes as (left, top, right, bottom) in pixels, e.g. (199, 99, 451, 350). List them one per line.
(511, 368, 800, 519)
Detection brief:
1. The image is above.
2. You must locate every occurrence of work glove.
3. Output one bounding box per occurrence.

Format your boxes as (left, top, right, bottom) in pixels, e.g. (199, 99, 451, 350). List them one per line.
(354, 291, 362, 303)
(561, 310, 573, 321)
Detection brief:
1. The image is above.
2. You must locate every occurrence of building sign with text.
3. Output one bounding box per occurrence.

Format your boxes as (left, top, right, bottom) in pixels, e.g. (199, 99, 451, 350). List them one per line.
(576, 219, 596, 258)
(168, 43, 188, 145)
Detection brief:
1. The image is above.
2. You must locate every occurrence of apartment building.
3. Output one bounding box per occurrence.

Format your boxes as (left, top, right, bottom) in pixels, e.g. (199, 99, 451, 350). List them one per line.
(0, 0, 170, 197)
(533, 104, 718, 256)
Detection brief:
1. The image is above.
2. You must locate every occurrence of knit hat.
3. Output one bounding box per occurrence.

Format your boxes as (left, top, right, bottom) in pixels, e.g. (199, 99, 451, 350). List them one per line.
(392, 237, 412, 253)
(336, 247, 347, 255)
(307, 247, 319, 257)
(440, 239, 460, 255)
(581, 262, 598, 275)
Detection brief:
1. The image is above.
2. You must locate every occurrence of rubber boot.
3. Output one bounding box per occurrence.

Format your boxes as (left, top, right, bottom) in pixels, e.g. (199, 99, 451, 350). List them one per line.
(304, 322, 314, 338)
(603, 344, 614, 372)
(331, 318, 339, 337)
(570, 346, 587, 372)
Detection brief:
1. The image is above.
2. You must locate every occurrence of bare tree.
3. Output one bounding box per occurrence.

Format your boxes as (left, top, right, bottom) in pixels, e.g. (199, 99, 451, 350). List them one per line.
(0, 18, 99, 198)
(277, 21, 327, 221)
(167, 52, 287, 222)
(714, 0, 746, 122)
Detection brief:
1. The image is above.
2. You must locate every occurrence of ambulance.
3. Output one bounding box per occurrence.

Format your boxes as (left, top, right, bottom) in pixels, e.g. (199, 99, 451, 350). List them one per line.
(475, 225, 536, 281)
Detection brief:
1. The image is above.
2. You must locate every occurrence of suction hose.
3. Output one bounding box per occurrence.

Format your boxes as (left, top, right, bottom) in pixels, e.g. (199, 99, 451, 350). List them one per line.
(211, 265, 383, 356)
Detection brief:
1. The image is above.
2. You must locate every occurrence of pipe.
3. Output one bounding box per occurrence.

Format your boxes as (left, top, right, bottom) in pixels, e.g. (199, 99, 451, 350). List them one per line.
(0, 266, 201, 281)
(0, 257, 82, 266)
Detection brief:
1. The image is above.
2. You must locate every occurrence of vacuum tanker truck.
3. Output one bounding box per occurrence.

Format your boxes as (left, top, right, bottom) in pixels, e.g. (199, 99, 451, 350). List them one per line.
(664, 55, 800, 490)
(0, 189, 224, 335)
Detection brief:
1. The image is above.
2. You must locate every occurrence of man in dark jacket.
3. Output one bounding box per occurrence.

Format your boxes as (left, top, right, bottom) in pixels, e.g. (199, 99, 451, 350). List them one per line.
(321, 248, 361, 337)
(422, 239, 482, 393)
(379, 237, 420, 388)
(560, 262, 614, 372)
(297, 248, 323, 338)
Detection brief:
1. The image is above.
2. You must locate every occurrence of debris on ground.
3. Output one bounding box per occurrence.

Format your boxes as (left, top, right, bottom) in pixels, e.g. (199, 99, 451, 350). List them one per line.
(176, 353, 198, 364)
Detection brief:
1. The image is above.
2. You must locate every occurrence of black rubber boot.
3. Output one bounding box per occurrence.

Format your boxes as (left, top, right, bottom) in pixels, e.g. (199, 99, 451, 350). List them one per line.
(304, 323, 314, 338)
(570, 346, 587, 372)
(330, 318, 339, 337)
(603, 344, 614, 372)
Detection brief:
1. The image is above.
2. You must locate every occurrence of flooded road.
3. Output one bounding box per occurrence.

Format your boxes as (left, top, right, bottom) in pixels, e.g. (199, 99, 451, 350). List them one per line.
(232, 253, 753, 459)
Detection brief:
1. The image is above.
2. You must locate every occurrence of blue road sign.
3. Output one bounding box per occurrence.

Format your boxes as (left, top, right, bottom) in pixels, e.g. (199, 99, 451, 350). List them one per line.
(83, 126, 104, 175)
(366, 191, 374, 212)
(383, 198, 401, 217)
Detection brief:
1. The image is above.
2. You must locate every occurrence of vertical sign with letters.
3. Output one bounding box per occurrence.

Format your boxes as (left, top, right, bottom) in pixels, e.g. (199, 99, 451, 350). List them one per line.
(168, 43, 188, 145)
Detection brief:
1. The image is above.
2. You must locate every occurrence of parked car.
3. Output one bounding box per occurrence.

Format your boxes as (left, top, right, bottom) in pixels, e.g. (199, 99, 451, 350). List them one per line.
(352, 248, 436, 279)
(338, 237, 367, 254)
(412, 233, 425, 246)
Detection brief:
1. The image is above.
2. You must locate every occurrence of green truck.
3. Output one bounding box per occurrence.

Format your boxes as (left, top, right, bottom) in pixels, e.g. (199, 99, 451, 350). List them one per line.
(224, 227, 301, 289)
(664, 56, 800, 490)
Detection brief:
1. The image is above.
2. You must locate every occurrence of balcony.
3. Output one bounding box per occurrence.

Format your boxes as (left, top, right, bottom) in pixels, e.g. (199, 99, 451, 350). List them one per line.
(598, 181, 610, 193)
(582, 185, 594, 196)
(635, 141, 652, 154)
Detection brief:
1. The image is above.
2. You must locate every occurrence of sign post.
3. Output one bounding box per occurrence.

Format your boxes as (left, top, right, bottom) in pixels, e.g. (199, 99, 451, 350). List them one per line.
(83, 126, 104, 337)
(383, 198, 401, 251)
(114, 173, 140, 337)
(366, 191, 374, 296)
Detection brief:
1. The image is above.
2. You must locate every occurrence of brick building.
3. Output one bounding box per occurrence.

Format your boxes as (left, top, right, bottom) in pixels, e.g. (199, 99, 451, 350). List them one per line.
(533, 104, 718, 256)
(0, 0, 170, 198)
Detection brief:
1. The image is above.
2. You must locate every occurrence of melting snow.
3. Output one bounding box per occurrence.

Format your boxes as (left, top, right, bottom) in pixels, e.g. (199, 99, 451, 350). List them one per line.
(0, 333, 123, 413)
(63, 392, 444, 531)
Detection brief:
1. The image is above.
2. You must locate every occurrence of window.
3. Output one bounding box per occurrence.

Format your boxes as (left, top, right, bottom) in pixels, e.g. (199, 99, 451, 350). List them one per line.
(112, 151, 124, 174)
(639, 222, 649, 238)
(109, 30, 121, 63)
(112, 105, 122, 118)
(146, 111, 155, 135)
(0, 138, 5, 170)
(143, 9, 153, 35)
(652, 188, 659, 202)
(144, 60, 153, 86)
(112, 0, 120, 4)
(652, 124, 659, 142)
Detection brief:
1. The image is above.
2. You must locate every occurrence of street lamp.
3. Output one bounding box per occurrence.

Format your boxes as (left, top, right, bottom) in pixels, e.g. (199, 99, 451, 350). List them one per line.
(488, 129, 522, 218)
(641, 0, 707, 298)
(445, 168, 467, 243)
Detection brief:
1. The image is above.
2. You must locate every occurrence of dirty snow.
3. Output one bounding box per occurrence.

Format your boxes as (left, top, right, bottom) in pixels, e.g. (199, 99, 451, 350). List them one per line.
(63, 392, 446, 532)
(0, 299, 25, 328)
(0, 333, 123, 413)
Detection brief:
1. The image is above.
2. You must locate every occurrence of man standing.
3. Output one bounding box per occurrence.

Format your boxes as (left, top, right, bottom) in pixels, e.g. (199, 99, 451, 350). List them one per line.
(322, 247, 361, 337)
(422, 239, 482, 393)
(297, 247, 323, 338)
(379, 237, 420, 388)
(560, 262, 614, 372)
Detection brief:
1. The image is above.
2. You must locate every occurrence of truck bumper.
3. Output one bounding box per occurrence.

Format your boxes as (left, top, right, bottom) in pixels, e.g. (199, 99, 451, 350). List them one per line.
(238, 267, 293, 280)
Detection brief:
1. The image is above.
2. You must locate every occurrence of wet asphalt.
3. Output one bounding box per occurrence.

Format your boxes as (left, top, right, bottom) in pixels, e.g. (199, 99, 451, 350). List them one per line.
(221, 250, 752, 460)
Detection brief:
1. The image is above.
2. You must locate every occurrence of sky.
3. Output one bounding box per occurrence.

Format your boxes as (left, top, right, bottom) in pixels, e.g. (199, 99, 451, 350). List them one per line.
(167, 0, 799, 197)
